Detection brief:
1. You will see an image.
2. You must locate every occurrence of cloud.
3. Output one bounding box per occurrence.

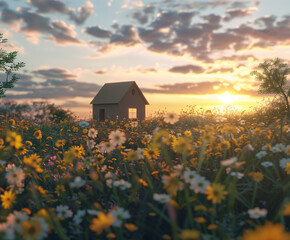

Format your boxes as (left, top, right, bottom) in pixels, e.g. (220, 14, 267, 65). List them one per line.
(224, 7, 257, 21)
(94, 70, 107, 75)
(27, 0, 67, 13)
(84, 26, 112, 38)
(68, 1, 94, 25)
(7, 77, 101, 99)
(0, 8, 84, 45)
(32, 67, 77, 80)
(142, 81, 258, 96)
(27, 0, 94, 25)
(169, 64, 205, 74)
(131, 5, 155, 24)
(61, 100, 90, 108)
(207, 67, 234, 74)
(138, 67, 157, 73)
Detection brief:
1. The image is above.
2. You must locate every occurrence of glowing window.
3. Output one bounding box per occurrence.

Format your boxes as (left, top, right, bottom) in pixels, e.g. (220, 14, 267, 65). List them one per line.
(128, 108, 137, 119)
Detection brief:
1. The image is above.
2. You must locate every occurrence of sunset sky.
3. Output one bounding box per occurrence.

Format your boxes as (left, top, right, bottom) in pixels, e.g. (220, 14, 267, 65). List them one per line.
(0, 0, 290, 118)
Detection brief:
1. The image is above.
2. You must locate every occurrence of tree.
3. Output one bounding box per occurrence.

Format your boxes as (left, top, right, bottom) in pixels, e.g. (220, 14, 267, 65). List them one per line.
(0, 33, 25, 97)
(251, 58, 290, 118)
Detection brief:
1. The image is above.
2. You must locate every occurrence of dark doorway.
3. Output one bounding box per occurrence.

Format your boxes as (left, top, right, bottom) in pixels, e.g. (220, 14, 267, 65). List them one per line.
(99, 109, 105, 121)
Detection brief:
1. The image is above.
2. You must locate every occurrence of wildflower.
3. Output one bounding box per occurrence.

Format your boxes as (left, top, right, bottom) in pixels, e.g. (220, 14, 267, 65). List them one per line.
(208, 224, 218, 230)
(205, 183, 228, 204)
(256, 151, 268, 159)
(248, 172, 264, 182)
(8, 119, 15, 125)
(139, 178, 148, 187)
(164, 112, 179, 124)
(127, 150, 138, 161)
(87, 139, 96, 149)
(195, 217, 206, 224)
(194, 205, 207, 212)
(1, 190, 16, 209)
(244, 144, 254, 151)
(70, 176, 86, 188)
(21, 217, 49, 240)
(90, 212, 114, 235)
(111, 208, 131, 227)
(78, 121, 90, 128)
(271, 143, 286, 153)
(285, 162, 290, 174)
(240, 120, 245, 125)
(179, 230, 200, 240)
(55, 139, 66, 147)
(189, 175, 210, 194)
(113, 179, 132, 190)
(248, 207, 268, 219)
(242, 222, 290, 240)
(261, 161, 274, 167)
(56, 205, 73, 219)
(279, 158, 290, 169)
(34, 130, 42, 139)
(172, 137, 192, 154)
(70, 145, 85, 159)
(220, 157, 238, 166)
(131, 121, 138, 127)
(136, 148, 144, 159)
(124, 223, 138, 232)
(5, 164, 25, 186)
(285, 145, 290, 156)
(219, 140, 231, 150)
(230, 172, 244, 179)
(88, 128, 98, 138)
(6, 131, 22, 149)
(153, 193, 171, 204)
(109, 129, 126, 146)
(23, 154, 43, 173)
(6, 211, 28, 232)
(143, 147, 160, 160)
(97, 141, 115, 154)
(73, 210, 86, 224)
(162, 173, 184, 195)
(281, 203, 290, 216)
(25, 140, 33, 147)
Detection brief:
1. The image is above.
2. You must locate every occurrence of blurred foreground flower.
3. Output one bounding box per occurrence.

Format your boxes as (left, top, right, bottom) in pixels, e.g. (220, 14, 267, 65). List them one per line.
(164, 112, 179, 124)
(90, 212, 114, 235)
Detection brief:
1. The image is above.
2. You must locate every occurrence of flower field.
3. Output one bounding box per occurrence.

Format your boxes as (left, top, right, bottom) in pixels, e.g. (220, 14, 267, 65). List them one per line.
(0, 112, 289, 240)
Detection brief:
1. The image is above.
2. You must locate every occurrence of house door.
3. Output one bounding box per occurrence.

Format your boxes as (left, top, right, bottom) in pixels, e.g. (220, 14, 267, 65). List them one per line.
(99, 109, 105, 121)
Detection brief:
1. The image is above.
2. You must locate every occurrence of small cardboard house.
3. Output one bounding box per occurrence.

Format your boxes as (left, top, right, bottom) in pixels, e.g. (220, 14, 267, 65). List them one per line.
(90, 81, 149, 121)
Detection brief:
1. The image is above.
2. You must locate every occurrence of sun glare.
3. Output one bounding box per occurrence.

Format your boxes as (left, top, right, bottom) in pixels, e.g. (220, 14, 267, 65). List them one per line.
(218, 92, 238, 104)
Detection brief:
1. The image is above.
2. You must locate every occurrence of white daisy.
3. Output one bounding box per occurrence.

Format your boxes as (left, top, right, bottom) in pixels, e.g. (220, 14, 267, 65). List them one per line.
(111, 208, 131, 227)
(56, 205, 73, 219)
(164, 112, 179, 124)
(153, 193, 170, 204)
(109, 129, 126, 146)
(248, 207, 267, 219)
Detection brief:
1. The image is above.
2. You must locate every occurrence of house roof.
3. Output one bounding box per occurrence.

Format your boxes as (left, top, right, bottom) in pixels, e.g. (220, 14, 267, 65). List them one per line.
(90, 81, 149, 105)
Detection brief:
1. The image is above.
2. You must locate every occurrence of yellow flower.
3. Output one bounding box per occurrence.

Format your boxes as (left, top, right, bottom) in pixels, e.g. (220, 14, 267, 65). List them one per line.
(195, 217, 206, 224)
(162, 173, 183, 196)
(21, 218, 44, 240)
(124, 223, 138, 232)
(82, 129, 88, 134)
(219, 140, 231, 150)
(194, 205, 207, 212)
(90, 212, 114, 235)
(248, 172, 264, 182)
(6, 131, 22, 149)
(205, 183, 228, 204)
(242, 222, 290, 240)
(285, 162, 290, 175)
(1, 190, 16, 209)
(281, 203, 290, 216)
(127, 150, 138, 161)
(70, 145, 85, 159)
(25, 140, 33, 147)
(179, 230, 200, 240)
(23, 154, 43, 173)
(139, 178, 148, 187)
(8, 119, 16, 125)
(172, 137, 192, 154)
(144, 147, 160, 160)
(34, 130, 42, 139)
(0, 138, 4, 145)
(285, 145, 290, 156)
(207, 224, 218, 230)
(55, 139, 66, 147)
(46, 136, 53, 141)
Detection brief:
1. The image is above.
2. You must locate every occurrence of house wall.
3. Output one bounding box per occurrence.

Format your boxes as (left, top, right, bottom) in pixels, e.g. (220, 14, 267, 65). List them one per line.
(92, 104, 118, 121)
(118, 85, 146, 120)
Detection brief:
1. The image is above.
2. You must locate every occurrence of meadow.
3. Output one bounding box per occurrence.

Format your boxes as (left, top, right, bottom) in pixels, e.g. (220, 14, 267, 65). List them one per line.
(0, 106, 289, 240)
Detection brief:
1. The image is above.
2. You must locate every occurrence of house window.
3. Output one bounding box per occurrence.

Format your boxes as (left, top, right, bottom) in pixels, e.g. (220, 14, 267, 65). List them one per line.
(128, 108, 137, 119)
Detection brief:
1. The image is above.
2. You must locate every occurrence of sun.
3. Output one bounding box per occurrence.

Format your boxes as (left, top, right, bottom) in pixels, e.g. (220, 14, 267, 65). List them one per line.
(218, 92, 238, 104)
